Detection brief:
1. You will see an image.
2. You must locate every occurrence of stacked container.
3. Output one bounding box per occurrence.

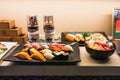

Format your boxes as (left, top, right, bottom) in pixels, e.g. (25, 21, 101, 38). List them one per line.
(43, 16, 55, 42)
(27, 15, 39, 42)
(0, 19, 28, 44)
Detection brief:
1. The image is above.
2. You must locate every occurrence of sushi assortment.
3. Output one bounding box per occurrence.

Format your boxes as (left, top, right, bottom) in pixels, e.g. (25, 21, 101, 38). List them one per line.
(65, 33, 85, 42)
(64, 32, 108, 43)
(85, 33, 114, 51)
(65, 32, 91, 43)
(14, 43, 74, 61)
(88, 33, 107, 42)
(86, 41, 114, 51)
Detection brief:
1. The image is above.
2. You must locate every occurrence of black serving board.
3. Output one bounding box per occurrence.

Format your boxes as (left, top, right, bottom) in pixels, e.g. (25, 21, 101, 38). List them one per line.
(61, 32, 109, 46)
(4, 42, 80, 64)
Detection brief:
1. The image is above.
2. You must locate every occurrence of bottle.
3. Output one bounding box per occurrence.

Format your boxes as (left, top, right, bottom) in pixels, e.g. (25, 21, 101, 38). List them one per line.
(43, 16, 55, 42)
(27, 15, 39, 42)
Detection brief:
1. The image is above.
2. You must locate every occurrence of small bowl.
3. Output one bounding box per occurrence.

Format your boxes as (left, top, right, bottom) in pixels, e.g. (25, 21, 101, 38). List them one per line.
(85, 42, 116, 60)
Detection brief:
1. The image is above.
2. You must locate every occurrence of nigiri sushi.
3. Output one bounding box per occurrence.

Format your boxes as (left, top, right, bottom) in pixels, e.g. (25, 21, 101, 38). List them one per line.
(49, 44, 61, 52)
(40, 49, 54, 60)
(65, 34, 75, 42)
(21, 48, 29, 52)
(62, 45, 73, 51)
(41, 45, 49, 49)
(29, 48, 40, 54)
(24, 43, 32, 48)
(31, 53, 47, 62)
(43, 52, 54, 60)
(14, 52, 32, 61)
(30, 48, 47, 61)
(40, 49, 52, 54)
(31, 43, 41, 50)
(21, 48, 35, 55)
(56, 44, 64, 49)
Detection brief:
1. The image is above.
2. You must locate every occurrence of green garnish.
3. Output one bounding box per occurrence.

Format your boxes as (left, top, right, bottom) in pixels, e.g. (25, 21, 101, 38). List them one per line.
(83, 32, 90, 38)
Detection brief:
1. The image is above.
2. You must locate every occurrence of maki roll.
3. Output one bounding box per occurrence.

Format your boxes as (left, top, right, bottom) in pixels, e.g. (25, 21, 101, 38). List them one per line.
(53, 51, 69, 60)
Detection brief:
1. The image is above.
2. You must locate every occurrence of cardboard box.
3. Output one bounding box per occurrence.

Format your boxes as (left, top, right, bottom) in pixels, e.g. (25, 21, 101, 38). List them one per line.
(0, 34, 29, 44)
(0, 26, 22, 37)
(0, 20, 15, 29)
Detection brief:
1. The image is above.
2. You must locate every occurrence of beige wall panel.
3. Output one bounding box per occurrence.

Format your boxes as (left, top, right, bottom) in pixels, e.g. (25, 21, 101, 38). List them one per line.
(0, 0, 120, 35)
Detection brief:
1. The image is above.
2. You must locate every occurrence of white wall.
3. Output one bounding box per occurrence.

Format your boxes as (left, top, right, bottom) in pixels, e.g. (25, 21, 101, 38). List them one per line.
(0, 0, 120, 35)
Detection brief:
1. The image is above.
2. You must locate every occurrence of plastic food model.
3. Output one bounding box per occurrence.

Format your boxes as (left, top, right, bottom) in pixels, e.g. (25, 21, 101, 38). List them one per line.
(14, 43, 74, 62)
(89, 33, 107, 42)
(14, 52, 32, 61)
(65, 32, 90, 42)
(0, 43, 7, 54)
(85, 33, 114, 51)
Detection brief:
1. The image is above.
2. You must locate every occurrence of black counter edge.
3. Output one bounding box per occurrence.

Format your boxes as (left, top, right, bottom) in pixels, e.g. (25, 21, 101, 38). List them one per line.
(0, 66, 120, 76)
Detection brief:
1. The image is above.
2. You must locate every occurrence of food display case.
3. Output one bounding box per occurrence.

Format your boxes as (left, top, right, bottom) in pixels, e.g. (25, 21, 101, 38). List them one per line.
(1, 0, 120, 79)
(0, 32, 120, 79)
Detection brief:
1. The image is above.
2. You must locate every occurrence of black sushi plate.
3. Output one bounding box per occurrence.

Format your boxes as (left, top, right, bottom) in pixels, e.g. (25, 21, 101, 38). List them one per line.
(4, 42, 80, 65)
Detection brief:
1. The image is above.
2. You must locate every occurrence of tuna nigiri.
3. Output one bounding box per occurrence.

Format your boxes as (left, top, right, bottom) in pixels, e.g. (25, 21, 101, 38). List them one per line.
(31, 43, 41, 50)
(24, 43, 32, 48)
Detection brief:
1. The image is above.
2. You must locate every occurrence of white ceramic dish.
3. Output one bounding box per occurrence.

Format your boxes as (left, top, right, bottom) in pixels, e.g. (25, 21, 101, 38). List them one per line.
(0, 42, 17, 59)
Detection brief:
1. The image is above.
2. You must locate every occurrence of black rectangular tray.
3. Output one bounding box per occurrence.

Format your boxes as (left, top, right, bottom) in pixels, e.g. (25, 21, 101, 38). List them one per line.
(4, 42, 80, 65)
(61, 32, 109, 46)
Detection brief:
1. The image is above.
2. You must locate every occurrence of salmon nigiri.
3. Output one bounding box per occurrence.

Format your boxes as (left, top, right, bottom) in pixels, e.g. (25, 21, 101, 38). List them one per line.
(14, 52, 32, 61)
(62, 45, 73, 51)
